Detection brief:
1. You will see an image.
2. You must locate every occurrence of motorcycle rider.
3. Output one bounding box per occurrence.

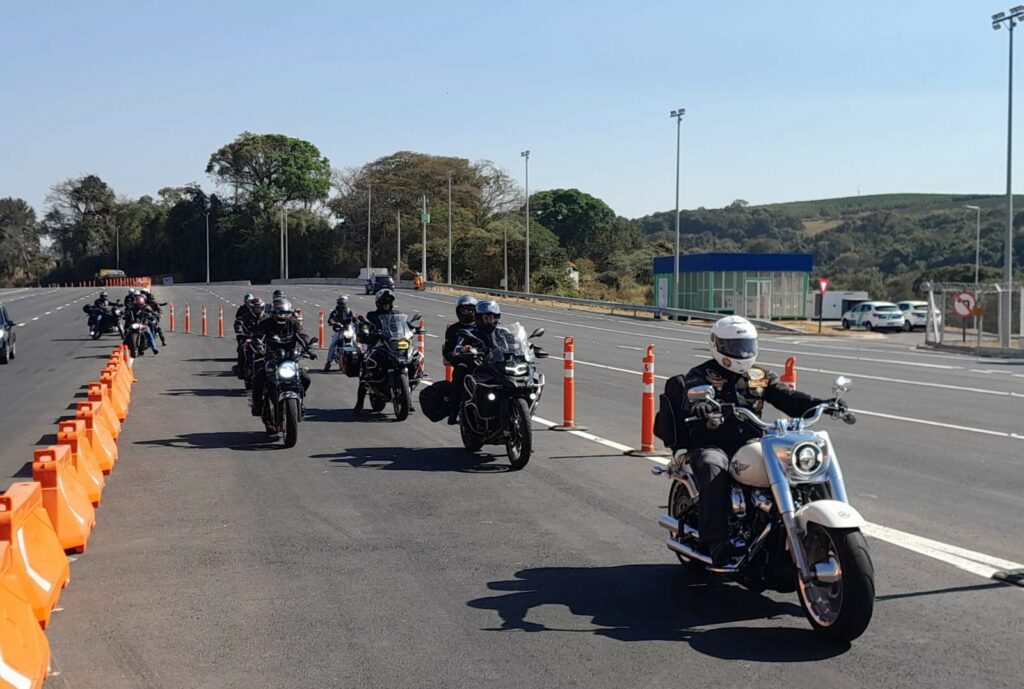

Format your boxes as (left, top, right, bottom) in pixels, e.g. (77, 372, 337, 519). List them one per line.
(446, 300, 502, 424)
(123, 288, 139, 309)
(660, 316, 837, 566)
(442, 296, 479, 424)
(234, 293, 255, 322)
(324, 295, 355, 372)
(124, 294, 159, 355)
(233, 296, 267, 377)
(139, 288, 167, 346)
(251, 299, 316, 417)
(93, 291, 111, 309)
(354, 288, 401, 411)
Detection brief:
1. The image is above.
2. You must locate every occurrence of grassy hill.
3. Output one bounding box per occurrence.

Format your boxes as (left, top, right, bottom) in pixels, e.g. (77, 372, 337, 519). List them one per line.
(755, 193, 1021, 219)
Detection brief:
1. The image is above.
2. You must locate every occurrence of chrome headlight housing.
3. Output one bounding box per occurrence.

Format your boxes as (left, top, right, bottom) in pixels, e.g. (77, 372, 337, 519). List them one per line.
(277, 361, 298, 379)
(505, 363, 528, 376)
(791, 442, 825, 477)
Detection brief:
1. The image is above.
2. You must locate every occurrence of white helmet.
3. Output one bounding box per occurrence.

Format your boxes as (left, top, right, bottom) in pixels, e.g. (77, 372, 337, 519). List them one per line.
(710, 316, 759, 374)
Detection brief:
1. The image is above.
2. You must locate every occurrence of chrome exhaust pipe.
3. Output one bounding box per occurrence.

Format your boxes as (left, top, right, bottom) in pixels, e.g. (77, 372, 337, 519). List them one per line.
(666, 537, 712, 565)
(657, 515, 699, 540)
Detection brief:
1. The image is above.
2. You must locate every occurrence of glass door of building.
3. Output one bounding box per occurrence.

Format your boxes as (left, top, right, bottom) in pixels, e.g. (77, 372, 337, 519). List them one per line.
(743, 279, 772, 320)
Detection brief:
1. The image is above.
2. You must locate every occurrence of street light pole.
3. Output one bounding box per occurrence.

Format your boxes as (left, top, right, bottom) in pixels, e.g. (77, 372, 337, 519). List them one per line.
(670, 108, 686, 310)
(421, 194, 428, 279)
(204, 212, 210, 284)
(115, 225, 119, 270)
(366, 182, 372, 278)
(993, 7, 1023, 347)
(521, 150, 530, 293)
(396, 211, 401, 278)
(447, 171, 453, 286)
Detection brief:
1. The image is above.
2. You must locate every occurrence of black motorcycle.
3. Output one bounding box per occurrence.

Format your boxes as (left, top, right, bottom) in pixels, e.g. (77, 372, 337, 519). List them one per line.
(124, 310, 158, 357)
(357, 313, 424, 421)
(255, 334, 318, 448)
(83, 304, 124, 340)
(456, 323, 547, 470)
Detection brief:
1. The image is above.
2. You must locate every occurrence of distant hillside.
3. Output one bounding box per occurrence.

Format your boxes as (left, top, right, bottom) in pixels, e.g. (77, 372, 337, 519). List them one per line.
(754, 193, 1019, 219)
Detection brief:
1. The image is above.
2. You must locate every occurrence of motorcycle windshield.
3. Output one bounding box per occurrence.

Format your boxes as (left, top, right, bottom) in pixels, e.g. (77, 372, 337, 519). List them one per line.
(488, 323, 532, 363)
(377, 313, 415, 342)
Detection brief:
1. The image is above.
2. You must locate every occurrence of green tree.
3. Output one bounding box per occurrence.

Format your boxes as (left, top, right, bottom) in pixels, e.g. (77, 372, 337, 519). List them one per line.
(43, 175, 118, 270)
(0, 198, 45, 285)
(206, 132, 331, 210)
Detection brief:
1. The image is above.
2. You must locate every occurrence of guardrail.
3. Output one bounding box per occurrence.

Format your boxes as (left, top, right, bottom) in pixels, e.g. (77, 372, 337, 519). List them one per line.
(424, 281, 800, 333)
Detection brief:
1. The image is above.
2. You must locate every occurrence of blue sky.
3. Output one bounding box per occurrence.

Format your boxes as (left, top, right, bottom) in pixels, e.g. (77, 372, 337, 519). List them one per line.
(0, 1, 1018, 218)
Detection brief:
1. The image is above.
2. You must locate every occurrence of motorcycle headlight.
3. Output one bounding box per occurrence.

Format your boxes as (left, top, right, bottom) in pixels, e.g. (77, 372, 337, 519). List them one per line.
(505, 363, 528, 375)
(791, 442, 824, 477)
(396, 339, 410, 350)
(278, 361, 298, 379)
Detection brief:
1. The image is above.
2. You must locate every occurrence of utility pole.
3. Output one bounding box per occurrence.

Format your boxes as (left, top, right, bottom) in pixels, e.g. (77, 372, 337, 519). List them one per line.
(115, 225, 120, 270)
(366, 182, 372, 278)
(670, 108, 686, 310)
(396, 211, 401, 277)
(421, 194, 428, 279)
(204, 212, 210, 284)
(521, 150, 530, 293)
(447, 171, 453, 286)
(279, 209, 285, 280)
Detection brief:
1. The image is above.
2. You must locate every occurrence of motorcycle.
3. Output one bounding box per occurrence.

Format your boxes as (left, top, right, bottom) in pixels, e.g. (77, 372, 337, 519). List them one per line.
(83, 304, 124, 340)
(124, 311, 158, 357)
(357, 313, 424, 421)
(651, 376, 874, 642)
(325, 322, 359, 374)
(254, 334, 318, 448)
(456, 323, 548, 470)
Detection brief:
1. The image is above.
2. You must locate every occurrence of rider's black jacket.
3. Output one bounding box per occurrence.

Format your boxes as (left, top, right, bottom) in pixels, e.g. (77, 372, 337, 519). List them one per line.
(124, 304, 156, 328)
(253, 316, 310, 355)
(327, 307, 354, 329)
(361, 308, 403, 345)
(443, 322, 473, 364)
(657, 359, 824, 456)
(144, 294, 162, 316)
(93, 297, 111, 309)
(234, 306, 266, 335)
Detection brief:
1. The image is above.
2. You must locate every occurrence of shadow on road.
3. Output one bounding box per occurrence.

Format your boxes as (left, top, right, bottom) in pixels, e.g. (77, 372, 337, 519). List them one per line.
(136, 431, 280, 451)
(876, 581, 1015, 601)
(182, 357, 237, 363)
(311, 446, 511, 473)
(163, 388, 246, 398)
(467, 564, 849, 661)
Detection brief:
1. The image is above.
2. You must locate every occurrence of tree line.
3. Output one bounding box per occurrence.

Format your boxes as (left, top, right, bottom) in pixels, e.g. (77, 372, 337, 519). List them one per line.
(2, 131, 1020, 305)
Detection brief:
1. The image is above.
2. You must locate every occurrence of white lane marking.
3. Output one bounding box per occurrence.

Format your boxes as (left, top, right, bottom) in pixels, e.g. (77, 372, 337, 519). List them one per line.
(537, 408, 1024, 583)
(617, 345, 645, 351)
(861, 523, 1024, 579)
(533, 416, 635, 453)
(425, 333, 439, 338)
(849, 408, 1024, 439)
(44, 311, 51, 315)
(31, 317, 38, 321)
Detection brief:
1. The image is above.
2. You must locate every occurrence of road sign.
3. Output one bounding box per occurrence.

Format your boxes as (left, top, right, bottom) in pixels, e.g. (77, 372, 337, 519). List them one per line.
(953, 292, 976, 318)
(421, 212, 430, 223)
(818, 277, 829, 295)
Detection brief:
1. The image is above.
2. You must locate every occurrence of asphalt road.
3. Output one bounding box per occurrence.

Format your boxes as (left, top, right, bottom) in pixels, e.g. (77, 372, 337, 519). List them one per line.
(1, 285, 1021, 689)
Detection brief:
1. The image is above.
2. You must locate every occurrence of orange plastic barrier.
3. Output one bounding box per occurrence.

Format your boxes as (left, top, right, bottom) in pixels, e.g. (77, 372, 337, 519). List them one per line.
(99, 369, 128, 423)
(86, 382, 121, 441)
(105, 358, 133, 406)
(185, 303, 191, 334)
(32, 446, 95, 554)
(57, 420, 105, 507)
(780, 356, 797, 390)
(75, 402, 117, 474)
(553, 336, 585, 431)
(0, 483, 70, 628)
(445, 364, 453, 382)
(417, 319, 426, 374)
(0, 542, 50, 688)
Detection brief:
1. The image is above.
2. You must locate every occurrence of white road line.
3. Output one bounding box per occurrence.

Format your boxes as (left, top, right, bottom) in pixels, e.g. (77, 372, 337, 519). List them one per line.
(616, 345, 645, 351)
(849, 408, 1024, 439)
(533, 416, 635, 453)
(31, 317, 38, 321)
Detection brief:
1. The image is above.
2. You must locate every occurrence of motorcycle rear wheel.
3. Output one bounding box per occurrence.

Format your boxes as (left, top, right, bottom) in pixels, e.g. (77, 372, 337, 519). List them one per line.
(283, 398, 300, 448)
(506, 398, 532, 471)
(668, 481, 705, 570)
(796, 525, 875, 642)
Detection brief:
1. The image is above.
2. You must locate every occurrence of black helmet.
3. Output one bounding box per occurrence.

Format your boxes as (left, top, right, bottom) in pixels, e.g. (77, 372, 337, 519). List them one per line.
(248, 297, 265, 316)
(272, 289, 284, 300)
(375, 288, 395, 311)
(99, 291, 108, 300)
(475, 300, 501, 334)
(272, 299, 294, 323)
(456, 295, 478, 325)
(337, 295, 349, 308)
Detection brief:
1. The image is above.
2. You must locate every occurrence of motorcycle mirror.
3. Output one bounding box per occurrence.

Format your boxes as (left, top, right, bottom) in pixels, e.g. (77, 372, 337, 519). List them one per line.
(832, 376, 852, 397)
(410, 313, 422, 323)
(686, 385, 715, 403)
(529, 327, 545, 339)
(309, 337, 319, 347)
(533, 347, 549, 359)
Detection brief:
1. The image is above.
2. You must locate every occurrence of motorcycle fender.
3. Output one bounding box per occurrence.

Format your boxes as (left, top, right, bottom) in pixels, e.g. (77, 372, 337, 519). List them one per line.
(278, 391, 302, 402)
(795, 500, 866, 530)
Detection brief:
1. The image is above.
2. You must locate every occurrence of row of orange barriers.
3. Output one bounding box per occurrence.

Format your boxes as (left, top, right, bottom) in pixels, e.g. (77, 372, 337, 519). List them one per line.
(0, 344, 136, 687)
(47, 277, 152, 289)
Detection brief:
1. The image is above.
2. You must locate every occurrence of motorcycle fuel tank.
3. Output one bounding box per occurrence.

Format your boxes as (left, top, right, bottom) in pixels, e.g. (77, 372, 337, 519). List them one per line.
(730, 441, 770, 488)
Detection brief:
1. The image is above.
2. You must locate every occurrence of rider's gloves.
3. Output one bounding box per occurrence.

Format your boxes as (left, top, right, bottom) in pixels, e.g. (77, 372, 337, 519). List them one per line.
(690, 401, 715, 419)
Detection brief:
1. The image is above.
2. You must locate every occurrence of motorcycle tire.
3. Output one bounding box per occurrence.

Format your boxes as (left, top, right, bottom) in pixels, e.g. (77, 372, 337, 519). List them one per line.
(91, 329, 102, 340)
(0, 343, 8, 365)
(127, 333, 139, 358)
(796, 525, 875, 642)
(460, 416, 484, 452)
(283, 398, 300, 448)
(370, 395, 387, 412)
(506, 398, 533, 471)
(668, 481, 705, 570)
(392, 372, 411, 422)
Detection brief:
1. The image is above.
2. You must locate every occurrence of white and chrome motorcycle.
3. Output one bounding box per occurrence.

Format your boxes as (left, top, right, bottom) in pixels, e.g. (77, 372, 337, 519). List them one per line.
(652, 376, 875, 641)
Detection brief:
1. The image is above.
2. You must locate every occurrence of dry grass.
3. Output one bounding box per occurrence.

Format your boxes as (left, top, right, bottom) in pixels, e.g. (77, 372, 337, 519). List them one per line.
(803, 219, 843, 236)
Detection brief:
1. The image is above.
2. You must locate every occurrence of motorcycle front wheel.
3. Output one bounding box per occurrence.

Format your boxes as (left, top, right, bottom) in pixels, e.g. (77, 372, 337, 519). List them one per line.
(283, 397, 300, 448)
(90, 328, 102, 340)
(796, 525, 875, 642)
(392, 372, 411, 421)
(460, 415, 484, 452)
(505, 398, 532, 471)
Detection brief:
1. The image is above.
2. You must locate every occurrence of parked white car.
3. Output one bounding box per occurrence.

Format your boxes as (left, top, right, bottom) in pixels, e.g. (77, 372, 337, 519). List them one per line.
(841, 301, 906, 332)
(896, 300, 942, 331)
